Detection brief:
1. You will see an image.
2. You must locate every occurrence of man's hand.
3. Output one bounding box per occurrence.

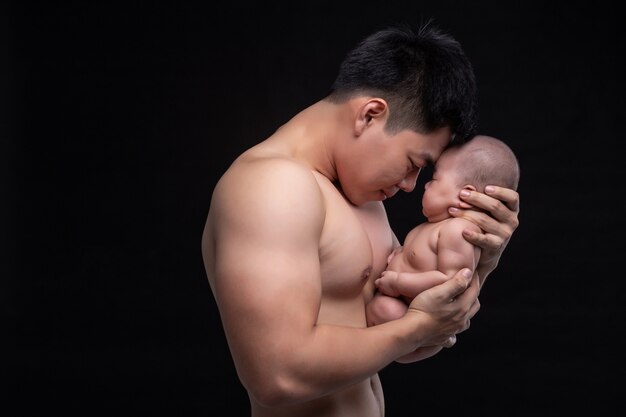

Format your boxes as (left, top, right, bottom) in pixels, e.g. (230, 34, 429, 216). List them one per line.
(449, 185, 520, 279)
(406, 268, 480, 347)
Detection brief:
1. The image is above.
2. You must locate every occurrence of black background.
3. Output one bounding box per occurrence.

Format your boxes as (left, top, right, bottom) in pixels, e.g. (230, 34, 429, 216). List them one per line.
(4, 1, 624, 416)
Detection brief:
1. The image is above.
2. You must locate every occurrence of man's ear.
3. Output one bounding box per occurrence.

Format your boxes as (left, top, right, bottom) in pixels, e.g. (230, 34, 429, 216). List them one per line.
(354, 98, 388, 136)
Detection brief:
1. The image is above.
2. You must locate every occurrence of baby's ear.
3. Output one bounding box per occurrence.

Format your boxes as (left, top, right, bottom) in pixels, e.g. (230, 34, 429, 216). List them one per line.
(462, 184, 477, 192)
(458, 185, 477, 209)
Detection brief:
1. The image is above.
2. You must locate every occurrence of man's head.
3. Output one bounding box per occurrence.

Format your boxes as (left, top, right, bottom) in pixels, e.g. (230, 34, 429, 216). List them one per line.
(327, 22, 478, 142)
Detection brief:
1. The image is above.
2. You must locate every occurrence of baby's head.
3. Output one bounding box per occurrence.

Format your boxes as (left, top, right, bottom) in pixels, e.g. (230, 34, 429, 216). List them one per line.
(421, 135, 520, 222)
(450, 135, 520, 192)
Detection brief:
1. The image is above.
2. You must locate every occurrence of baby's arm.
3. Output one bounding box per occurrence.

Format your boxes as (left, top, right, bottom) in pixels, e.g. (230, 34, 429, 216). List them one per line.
(436, 218, 482, 279)
(375, 269, 448, 298)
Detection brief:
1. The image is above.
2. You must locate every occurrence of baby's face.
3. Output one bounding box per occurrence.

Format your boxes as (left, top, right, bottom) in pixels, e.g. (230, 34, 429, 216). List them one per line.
(421, 149, 463, 222)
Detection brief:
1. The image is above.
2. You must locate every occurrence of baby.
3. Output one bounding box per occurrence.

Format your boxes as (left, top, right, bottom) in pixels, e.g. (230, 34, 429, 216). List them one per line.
(366, 134, 520, 362)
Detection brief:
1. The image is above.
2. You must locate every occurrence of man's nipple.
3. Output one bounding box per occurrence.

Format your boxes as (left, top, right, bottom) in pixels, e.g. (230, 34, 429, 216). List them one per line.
(361, 266, 372, 282)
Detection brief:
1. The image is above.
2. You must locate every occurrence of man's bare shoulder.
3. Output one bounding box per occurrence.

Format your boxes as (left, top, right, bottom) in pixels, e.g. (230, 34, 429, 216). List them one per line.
(210, 154, 325, 227)
(218, 153, 320, 193)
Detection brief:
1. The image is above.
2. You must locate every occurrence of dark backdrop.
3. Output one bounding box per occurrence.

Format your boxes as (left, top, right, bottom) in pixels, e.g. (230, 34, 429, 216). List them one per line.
(4, 1, 624, 416)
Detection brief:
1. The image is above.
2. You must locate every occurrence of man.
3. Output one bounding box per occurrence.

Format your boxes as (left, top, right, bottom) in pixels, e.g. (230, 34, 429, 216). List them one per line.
(202, 24, 519, 417)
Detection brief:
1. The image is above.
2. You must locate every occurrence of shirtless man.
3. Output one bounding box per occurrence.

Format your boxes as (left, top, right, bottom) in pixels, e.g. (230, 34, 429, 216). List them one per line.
(201, 25, 520, 417)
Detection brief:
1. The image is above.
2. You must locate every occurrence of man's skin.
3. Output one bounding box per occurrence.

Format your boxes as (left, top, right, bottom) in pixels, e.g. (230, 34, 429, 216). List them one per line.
(202, 97, 519, 417)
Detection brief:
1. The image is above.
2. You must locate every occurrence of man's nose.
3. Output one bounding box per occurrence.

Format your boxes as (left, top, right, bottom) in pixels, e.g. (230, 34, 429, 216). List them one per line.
(398, 168, 420, 192)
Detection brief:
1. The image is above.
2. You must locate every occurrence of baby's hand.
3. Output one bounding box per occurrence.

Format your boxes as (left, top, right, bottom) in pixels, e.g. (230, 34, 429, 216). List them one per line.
(375, 271, 401, 297)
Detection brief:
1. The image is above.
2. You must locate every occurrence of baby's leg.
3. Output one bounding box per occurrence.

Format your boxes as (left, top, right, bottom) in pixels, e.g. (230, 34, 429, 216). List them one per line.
(365, 292, 408, 327)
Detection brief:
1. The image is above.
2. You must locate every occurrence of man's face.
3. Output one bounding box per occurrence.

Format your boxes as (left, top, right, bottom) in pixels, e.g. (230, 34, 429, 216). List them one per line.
(338, 126, 451, 206)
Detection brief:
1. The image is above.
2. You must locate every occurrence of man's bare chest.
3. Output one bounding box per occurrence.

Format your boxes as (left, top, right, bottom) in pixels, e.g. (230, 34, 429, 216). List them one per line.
(314, 177, 394, 299)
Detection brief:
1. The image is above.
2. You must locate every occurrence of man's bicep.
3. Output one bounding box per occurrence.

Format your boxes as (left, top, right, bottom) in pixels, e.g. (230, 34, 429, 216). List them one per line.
(211, 164, 325, 364)
(215, 209, 323, 318)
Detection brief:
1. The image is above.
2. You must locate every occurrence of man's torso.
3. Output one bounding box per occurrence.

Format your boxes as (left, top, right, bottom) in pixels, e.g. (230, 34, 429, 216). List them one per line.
(206, 146, 395, 417)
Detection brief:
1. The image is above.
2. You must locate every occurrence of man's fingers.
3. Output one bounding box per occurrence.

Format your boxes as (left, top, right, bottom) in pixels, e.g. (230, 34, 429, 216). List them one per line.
(485, 185, 520, 213)
(445, 268, 473, 300)
(457, 187, 520, 228)
(443, 335, 456, 348)
(448, 207, 513, 254)
(462, 227, 506, 252)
